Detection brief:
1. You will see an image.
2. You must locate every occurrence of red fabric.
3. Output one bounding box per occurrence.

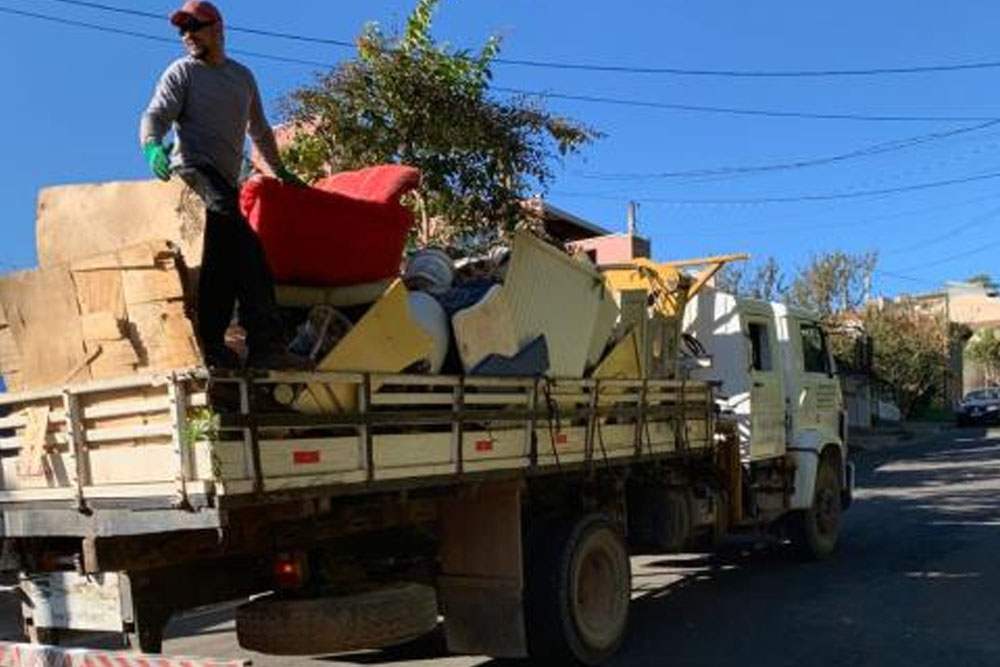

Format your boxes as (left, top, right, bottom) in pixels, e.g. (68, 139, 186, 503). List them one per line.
(240, 165, 420, 286)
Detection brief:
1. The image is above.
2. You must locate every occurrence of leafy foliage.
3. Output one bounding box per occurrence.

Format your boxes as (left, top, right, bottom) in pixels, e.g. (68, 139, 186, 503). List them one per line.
(860, 301, 951, 419)
(280, 0, 599, 249)
(785, 251, 877, 318)
(966, 328, 1000, 384)
(716, 256, 786, 302)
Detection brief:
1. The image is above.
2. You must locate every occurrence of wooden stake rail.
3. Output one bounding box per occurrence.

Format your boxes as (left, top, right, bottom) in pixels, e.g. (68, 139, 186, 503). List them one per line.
(0, 370, 714, 530)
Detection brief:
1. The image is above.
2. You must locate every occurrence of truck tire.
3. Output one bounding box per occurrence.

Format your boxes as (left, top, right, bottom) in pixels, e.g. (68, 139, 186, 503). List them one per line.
(790, 451, 842, 560)
(525, 514, 631, 665)
(235, 583, 438, 656)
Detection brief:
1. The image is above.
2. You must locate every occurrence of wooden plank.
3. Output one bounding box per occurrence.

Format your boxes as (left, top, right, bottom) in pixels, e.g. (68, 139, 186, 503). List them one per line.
(256, 437, 362, 477)
(86, 340, 140, 380)
(0, 267, 89, 389)
(36, 179, 205, 272)
(70, 260, 126, 319)
(80, 312, 124, 341)
(373, 432, 453, 469)
(16, 406, 52, 477)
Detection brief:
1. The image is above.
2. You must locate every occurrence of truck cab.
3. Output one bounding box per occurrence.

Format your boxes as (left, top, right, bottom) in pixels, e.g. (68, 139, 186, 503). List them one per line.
(683, 287, 853, 555)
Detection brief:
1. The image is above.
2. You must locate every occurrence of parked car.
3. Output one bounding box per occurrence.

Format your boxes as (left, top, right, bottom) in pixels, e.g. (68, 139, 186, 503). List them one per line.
(956, 388, 1000, 426)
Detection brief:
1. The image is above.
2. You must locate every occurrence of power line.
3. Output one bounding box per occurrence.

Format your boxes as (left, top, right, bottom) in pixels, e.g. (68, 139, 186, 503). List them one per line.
(882, 204, 1000, 255)
(577, 121, 1000, 182)
(498, 88, 1000, 123)
(888, 237, 1000, 274)
(0, 6, 337, 68)
(40, 0, 355, 47)
(40, 0, 1000, 80)
(554, 170, 1000, 205)
(8, 4, 997, 124)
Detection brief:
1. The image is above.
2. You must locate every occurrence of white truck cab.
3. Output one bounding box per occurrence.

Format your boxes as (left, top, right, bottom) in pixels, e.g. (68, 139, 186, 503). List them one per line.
(683, 287, 853, 556)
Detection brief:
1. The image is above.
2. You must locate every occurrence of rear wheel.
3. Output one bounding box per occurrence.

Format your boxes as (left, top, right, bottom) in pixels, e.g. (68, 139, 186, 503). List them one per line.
(790, 450, 843, 559)
(525, 514, 631, 665)
(236, 583, 438, 656)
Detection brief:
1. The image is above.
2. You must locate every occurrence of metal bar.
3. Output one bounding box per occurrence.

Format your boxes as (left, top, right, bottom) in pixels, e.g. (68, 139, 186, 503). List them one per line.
(527, 380, 539, 469)
(167, 375, 191, 509)
(237, 376, 263, 495)
(361, 375, 374, 483)
(453, 378, 465, 475)
(60, 390, 89, 514)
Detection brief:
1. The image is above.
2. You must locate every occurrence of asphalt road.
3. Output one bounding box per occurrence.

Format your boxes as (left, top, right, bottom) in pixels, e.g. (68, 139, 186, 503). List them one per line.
(4, 427, 1000, 665)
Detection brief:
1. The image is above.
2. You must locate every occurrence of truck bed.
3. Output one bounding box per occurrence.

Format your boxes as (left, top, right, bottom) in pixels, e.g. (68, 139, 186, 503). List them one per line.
(0, 369, 714, 537)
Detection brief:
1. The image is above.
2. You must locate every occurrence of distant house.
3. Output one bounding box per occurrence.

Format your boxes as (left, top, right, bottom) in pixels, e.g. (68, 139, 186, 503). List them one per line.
(902, 281, 1000, 401)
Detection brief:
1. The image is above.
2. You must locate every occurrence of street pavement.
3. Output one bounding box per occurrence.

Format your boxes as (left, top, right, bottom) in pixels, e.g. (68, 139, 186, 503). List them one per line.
(3, 427, 1000, 665)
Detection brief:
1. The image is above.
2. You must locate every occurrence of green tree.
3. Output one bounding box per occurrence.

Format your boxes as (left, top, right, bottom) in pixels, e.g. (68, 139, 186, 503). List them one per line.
(966, 328, 1000, 384)
(280, 0, 599, 249)
(862, 301, 950, 418)
(786, 251, 877, 318)
(716, 256, 786, 301)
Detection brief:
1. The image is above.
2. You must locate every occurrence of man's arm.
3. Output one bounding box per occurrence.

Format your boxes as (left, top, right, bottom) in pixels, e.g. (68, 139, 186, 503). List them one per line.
(139, 62, 187, 180)
(246, 76, 284, 177)
(139, 61, 187, 147)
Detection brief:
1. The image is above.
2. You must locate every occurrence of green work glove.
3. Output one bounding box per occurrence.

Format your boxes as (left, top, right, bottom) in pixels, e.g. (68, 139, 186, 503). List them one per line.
(276, 166, 308, 188)
(143, 141, 172, 181)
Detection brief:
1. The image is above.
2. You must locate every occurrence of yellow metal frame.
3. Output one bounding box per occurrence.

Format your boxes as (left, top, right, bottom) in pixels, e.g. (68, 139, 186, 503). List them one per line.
(601, 253, 749, 318)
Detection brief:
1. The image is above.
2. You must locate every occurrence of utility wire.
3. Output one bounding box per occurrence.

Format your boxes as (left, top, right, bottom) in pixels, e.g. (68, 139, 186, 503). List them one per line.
(6, 5, 997, 124)
(888, 236, 1000, 273)
(882, 204, 1000, 255)
(40, 0, 1000, 80)
(0, 6, 337, 68)
(498, 88, 1000, 123)
(39, 0, 356, 47)
(555, 170, 1000, 205)
(578, 121, 1000, 181)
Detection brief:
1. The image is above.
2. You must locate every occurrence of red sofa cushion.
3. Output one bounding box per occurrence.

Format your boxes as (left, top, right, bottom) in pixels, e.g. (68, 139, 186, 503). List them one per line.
(240, 165, 420, 286)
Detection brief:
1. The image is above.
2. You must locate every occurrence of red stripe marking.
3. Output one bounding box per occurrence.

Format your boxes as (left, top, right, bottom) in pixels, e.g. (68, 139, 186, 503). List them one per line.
(556, 433, 568, 445)
(97, 654, 115, 667)
(474, 439, 493, 452)
(293, 450, 320, 465)
(114, 656, 132, 667)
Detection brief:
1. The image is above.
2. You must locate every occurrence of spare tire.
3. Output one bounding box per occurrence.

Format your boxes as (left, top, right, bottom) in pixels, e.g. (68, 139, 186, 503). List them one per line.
(236, 583, 438, 656)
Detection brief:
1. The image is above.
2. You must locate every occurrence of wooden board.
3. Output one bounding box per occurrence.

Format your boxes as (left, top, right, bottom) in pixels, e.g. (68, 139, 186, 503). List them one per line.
(294, 280, 434, 414)
(0, 268, 89, 388)
(36, 179, 205, 272)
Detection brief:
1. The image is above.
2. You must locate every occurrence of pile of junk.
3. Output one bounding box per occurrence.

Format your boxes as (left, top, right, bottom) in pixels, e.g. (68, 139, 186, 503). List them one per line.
(0, 164, 741, 415)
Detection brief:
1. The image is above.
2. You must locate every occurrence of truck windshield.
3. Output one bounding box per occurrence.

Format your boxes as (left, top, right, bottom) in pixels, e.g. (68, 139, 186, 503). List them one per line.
(801, 323, 830, 375)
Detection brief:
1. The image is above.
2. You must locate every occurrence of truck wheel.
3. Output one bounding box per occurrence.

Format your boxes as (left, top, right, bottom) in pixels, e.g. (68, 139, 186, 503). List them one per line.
(235, 583, 438, 656)
(525, 514, 631, 665)
(790, 451, 842, 560)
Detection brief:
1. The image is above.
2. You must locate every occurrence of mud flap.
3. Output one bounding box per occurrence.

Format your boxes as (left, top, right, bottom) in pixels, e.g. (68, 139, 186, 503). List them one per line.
(438, 480, 528, 658)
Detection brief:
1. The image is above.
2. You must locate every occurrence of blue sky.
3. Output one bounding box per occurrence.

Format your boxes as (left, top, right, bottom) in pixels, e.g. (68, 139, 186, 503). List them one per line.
(2, 0, 999, 296)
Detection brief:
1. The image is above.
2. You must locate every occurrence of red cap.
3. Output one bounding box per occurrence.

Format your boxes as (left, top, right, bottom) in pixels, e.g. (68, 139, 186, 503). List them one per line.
(170, 1, 223, 26)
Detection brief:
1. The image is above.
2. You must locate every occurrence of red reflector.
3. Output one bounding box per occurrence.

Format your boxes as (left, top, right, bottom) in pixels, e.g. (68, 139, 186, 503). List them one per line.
(475, 440, 493, 452)
(293, 450, 321, 464)
(556, 433, 568, 445)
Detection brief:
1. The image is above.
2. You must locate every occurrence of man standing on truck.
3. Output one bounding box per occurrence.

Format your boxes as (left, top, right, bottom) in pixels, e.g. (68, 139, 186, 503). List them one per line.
(139, 0, 308, 370)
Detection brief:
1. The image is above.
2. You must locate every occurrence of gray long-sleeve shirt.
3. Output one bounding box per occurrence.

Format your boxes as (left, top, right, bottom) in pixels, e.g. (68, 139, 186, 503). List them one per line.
(139, 56, 282, 187)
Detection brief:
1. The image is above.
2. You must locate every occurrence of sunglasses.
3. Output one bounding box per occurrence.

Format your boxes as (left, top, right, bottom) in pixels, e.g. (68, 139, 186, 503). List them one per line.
(178, 19, 215, 36)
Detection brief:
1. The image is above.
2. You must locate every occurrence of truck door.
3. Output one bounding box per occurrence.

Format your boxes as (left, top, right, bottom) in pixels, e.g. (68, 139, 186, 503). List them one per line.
(797, 320, 841, 435)
(746, 317, 785, 459)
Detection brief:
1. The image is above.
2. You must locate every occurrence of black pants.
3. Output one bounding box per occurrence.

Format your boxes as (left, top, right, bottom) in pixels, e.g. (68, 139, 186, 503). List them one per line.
(177, 165, 283, 359)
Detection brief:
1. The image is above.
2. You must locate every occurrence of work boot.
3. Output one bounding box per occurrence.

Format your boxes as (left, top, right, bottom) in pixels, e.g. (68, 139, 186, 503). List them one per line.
(246, 345, 313, 371)
(203, 345, 243, 370)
